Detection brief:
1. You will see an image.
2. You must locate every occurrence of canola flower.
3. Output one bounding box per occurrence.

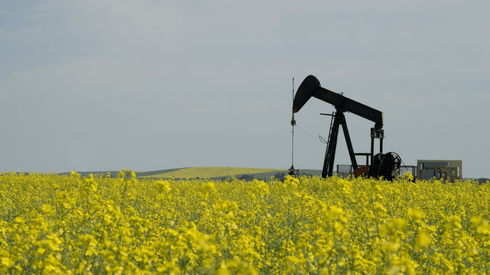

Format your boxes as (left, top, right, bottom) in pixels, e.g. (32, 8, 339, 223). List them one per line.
(0, 170, 489, 274)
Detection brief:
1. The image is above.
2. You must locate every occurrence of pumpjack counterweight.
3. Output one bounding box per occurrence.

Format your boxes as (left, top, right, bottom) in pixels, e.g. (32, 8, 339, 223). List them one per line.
(292, 75, 400, 180)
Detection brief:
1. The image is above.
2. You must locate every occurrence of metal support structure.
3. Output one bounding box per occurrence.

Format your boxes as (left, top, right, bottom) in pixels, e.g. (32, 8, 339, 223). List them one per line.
(293, 75, 386, 178)
(321, 110, 359, 177)
(370, 127, 384, 165)
(354, 153, 371, 166)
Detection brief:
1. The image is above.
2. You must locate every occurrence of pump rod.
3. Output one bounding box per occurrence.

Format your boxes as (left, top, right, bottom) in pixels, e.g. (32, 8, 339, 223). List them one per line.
(291, 78, 295, 166)
(289, 78, 298, 176)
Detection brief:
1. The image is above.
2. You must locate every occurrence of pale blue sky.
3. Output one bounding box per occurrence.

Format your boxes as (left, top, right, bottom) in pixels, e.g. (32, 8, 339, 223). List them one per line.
(1, 1, 489, 177)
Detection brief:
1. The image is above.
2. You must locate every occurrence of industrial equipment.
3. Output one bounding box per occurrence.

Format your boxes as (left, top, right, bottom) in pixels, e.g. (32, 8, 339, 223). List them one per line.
(291, 75, 401, 180)
(417, 160, 462, 182)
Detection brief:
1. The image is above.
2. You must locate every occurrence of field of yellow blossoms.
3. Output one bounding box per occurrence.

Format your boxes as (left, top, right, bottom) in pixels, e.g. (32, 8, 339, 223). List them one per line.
(1, 170, 490, 274)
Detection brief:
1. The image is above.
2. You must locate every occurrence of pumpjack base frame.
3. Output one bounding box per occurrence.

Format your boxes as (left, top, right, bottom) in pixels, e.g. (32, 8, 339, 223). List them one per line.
(321, 110, 384, 178)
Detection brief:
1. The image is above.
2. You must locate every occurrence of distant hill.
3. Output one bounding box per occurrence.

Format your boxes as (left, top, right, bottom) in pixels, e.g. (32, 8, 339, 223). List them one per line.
(7, 168, 485, 183)
(0, 167, 322, 180)
(135, 168, 189, 177)
(56, 168, 189, 178)
(47, 167, 299, 180)
(136, 167, 324, 181)
(57, 170, 123, 177)
(139, 167, 286, 180)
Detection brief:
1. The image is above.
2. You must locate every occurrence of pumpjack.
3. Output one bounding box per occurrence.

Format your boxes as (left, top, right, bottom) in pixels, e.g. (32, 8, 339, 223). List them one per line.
(292, 75, 401, 180)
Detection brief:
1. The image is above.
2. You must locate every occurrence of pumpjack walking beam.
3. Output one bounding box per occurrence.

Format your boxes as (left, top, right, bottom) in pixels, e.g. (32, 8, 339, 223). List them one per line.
(292, 75, 384, 178)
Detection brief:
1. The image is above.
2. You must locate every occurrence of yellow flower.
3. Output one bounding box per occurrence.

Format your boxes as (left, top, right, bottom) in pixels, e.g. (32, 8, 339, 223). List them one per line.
(374, 202, 387, 214)
(216, 261, 231, 275)
(154, 180, 171, 193)
(199, 181, 216, 199)
(415, 232, 431, 248)
(3, 167, 490, 273)
(41, 204, 55, 216)
(408, 208, 425, 222)
(70, 170, 80, 177)
(403, 171, 414, 181)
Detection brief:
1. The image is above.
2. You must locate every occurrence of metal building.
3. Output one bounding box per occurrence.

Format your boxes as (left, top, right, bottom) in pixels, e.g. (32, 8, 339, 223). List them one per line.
(417, 160, 462, 182)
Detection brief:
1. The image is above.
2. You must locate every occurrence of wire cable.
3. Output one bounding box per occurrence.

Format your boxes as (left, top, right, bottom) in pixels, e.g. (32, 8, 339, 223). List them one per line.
(295, 125, 328, 144)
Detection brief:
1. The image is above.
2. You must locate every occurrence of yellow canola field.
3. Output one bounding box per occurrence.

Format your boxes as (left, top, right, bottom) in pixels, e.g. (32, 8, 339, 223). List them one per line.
(1, 170, 490, 274)
(144, 167, 284, 179)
